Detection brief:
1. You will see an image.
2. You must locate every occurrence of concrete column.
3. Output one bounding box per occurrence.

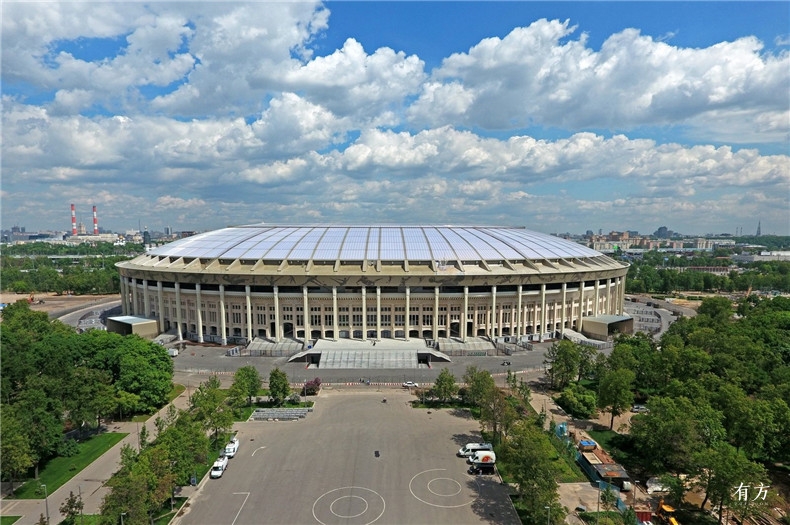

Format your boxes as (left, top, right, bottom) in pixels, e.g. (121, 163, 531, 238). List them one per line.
(273, 286, 281, 343)
(619, 277, 626, 314)
(516, 285, 522, 338)
(131, 279, 138, 316)
(143, 279, 151, 317)
(175, 282, 183, 341)
(302, 286, 310, 344)
(246, 285, 253, 343)
(219, 284, 227, 345)
(332, 286, 338, 342)
(490, 286, 497, 338)
(578, 280, 585, 333)
(540, 284, 547, 341)
(433, 287, 439, 339)
(196, 284, 204, 343)
(361, 286, 367, 341)
(594, 279, 600, 316)
(405, 287, 410, 341)
(376, 286, 381, 340)
(498, 300, 504, 337)
(157, 281, 165, 334)
(462, 286, 468, 342)
(119, 277, 127, 315)
(560, 282, 567, 337)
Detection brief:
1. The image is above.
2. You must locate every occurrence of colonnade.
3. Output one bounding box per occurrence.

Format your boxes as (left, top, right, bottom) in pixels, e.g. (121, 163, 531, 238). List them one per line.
(119, 276, 626, 346)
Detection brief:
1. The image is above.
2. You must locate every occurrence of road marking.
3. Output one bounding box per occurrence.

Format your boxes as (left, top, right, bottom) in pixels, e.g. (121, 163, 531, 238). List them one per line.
(251, 446, 266, 456)
(231, 492, 250, 525)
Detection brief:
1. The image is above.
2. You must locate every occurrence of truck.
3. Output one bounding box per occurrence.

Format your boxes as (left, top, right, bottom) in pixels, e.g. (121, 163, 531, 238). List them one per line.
(224, 437, 239, 458)
(210, 456, 228, 478)
(468, 450, 496, 465)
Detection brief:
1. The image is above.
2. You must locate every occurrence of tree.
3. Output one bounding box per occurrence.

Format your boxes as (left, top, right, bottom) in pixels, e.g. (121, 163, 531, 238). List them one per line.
(0, 405, 34, 494)
(65, 367, 116, 437)
(14, 382, 63, 478)
(693, 442, 766, 523)
(600, 485, 617, 513)
(190, 376, 234, 444)
(462, 366, 495, 406)
(59, 491, 84, 525)
(629, 396, 705, 474)
(543, 340, 580, 389)
(231, 366, 261, 406)
(432, 368, 458, 403)
(268, 368, 290, 406)
(479, 387, 517, 445)
(597, 369, 635, 430)
(504, 420, 566, 524)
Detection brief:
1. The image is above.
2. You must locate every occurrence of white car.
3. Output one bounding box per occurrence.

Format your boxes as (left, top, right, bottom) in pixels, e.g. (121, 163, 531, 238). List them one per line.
(402, 381, 419, 388)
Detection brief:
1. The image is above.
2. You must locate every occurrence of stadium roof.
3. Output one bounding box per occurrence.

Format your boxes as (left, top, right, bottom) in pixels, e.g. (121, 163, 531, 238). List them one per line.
(148, 225, 602, 264)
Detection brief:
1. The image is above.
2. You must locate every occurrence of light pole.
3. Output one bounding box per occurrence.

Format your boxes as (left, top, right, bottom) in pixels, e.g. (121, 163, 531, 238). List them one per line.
(545, 505, 551, 525)
(40, 484, 50, 524)
(120, 512, 126, 525)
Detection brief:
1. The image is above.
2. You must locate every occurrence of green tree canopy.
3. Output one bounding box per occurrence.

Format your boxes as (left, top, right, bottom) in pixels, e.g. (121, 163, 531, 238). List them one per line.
(597, 368, 635, 430)
(268, 368, 291, 406)
(431, 368, 458, 403)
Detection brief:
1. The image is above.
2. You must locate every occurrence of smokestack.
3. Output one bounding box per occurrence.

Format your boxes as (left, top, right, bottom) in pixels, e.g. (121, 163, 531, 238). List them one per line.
(93, 205, 98, 235)
(71, 204, 77, 235)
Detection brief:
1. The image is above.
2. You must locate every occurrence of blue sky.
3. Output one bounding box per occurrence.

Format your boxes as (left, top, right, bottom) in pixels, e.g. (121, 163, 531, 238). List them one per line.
(2, 1, 788, 237)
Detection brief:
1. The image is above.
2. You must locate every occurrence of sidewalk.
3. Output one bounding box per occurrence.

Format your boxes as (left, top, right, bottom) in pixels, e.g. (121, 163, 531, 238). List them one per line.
(1, 389, 194, 524)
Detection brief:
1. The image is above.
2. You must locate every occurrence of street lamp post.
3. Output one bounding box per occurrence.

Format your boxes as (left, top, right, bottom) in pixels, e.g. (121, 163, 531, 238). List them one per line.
(545, 505, 551, 525)
(41, 484, 50, 524)
(120, 512, 126, 525)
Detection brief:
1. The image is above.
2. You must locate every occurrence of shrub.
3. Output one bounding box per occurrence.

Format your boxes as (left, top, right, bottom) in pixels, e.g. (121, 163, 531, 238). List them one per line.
(304, 377, 322, 395)
(555, 383, 597, 419)
(58, 438, 80, 457)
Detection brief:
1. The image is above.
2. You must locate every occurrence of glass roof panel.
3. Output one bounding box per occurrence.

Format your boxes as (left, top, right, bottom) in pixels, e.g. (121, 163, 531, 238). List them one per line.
(289, 228, 326, 259)
(379, 228, 405, 259)
(150, 225, 603, 263)
(436, 228, 482, 260)
(423, 228, 457, 261)
(363, 228, 379, 261)
(339, 228, 368, 260)
(266, 227, 311, 259)
(462, 228, 524, 260)
(313, 228, 346, 260)
(402, 228, 432, 260)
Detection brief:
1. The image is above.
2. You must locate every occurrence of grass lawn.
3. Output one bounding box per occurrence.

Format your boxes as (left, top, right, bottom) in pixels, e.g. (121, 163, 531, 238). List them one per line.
(10, 432, 128, 499)
(168, 383, 186, 402)
(1, 517, 20, 525)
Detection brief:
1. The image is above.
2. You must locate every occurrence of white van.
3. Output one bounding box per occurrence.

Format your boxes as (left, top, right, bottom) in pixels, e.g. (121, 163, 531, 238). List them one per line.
(469, 450, 496, 465)
(457, 442, 493, 457)
(210, 456, 229, 478)
(224, 437, 239, 458)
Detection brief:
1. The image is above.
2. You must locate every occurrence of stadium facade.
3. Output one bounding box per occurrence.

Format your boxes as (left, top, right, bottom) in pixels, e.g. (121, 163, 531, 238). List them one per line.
(116, 225, 629, 346)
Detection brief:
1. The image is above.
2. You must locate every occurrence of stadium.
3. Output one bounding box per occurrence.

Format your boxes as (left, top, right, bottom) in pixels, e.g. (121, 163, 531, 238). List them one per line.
(116, 225, 631, 359)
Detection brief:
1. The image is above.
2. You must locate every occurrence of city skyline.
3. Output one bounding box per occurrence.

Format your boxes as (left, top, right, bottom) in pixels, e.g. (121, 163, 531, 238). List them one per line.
(2, 2, 789, 235)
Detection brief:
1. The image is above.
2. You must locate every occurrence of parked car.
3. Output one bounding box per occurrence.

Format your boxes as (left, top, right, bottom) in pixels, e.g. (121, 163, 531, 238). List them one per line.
(631, 404, 649, 413)
(402, 381, 419, 388)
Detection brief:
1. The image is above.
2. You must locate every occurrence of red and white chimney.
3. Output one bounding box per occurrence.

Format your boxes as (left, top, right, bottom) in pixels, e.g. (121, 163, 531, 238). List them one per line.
(71, 204, 77, 235)
(93, 205, 98, 234)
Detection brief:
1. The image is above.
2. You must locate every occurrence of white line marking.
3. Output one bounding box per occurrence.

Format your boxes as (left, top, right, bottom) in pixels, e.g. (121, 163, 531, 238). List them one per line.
(231, 492, 250, 525)
(251, 446, 266, 456)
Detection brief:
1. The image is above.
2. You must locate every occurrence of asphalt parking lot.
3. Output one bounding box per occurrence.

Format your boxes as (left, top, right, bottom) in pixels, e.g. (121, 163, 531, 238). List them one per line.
(173, 390, 520, 525)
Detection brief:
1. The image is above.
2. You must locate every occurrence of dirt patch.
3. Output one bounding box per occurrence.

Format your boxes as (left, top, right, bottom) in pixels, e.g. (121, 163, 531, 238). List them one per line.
(0, 292, 118, 316)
